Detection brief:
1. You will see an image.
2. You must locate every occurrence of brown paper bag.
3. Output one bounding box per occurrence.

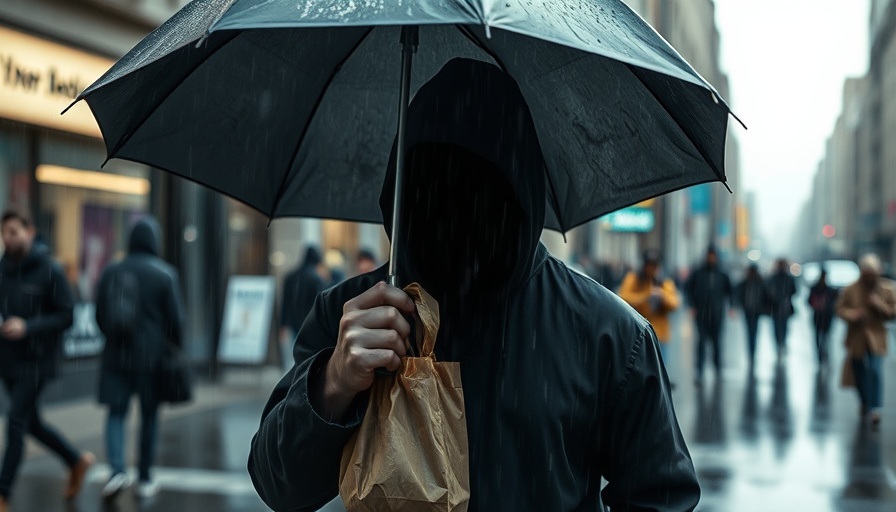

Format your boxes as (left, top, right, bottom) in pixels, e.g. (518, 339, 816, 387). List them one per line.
(339, 283, 470, 511)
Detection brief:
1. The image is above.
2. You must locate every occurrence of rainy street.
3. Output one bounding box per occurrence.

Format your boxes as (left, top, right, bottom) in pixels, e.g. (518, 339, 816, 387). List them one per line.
(1, 284, 894, 512)
(2, 0, 895, 511)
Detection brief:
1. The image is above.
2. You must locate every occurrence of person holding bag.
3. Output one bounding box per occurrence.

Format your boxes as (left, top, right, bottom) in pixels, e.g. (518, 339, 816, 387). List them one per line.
(249, 59, 698, 512)
(95, 216, 186, 500)
(837, 254, 896, 426)
(618, 249, 680, 364)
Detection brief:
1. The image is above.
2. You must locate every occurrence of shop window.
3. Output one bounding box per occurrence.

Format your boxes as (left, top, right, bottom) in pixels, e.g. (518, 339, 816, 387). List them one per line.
(36, 131, 151, 358)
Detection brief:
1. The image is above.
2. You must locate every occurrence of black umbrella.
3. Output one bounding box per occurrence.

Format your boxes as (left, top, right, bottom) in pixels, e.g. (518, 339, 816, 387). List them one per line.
(71, 0, 737, 284)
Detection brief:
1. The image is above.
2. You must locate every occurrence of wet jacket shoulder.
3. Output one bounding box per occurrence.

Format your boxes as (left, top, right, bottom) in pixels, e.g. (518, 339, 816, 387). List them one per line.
(0, 244, 74, 376)
(95, 218, 184, 375)
(249, 253, 699, 512)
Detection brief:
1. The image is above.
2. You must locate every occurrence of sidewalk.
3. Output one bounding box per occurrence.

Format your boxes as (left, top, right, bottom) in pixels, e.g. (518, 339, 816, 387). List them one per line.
(2, 367, 284, 512)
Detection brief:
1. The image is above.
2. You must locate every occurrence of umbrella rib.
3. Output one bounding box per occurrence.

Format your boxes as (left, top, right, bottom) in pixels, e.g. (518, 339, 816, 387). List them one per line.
(624, 64, 728, 186)
(455, 24, 507, 72)
(105, 31, 241, 161)
(542, 163, 567, 234)
(269, 27, 375, 220)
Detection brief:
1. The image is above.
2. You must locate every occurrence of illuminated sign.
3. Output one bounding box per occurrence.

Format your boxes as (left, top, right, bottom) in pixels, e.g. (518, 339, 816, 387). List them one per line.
(601, 207, 655, 232)
(0, 26, 113, 138)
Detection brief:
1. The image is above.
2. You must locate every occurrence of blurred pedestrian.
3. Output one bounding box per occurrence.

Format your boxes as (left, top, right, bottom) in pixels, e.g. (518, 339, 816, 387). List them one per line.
(807, 268, 839, 366)
(0, 210, 94, 511)
(735, 263, 770, 372)
(684, 244, 732, 385)
(766, 258, 797, 361)
(95, 216, 185, 499)
(356, 248, 378, 275)
(279, 246, 327, 369)
(618, 249, 681, 365)
(836, 254, 896, 426)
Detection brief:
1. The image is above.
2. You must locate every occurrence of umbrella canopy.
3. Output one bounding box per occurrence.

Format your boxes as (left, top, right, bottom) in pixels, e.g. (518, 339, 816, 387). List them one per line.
(75, 0, 734, 233)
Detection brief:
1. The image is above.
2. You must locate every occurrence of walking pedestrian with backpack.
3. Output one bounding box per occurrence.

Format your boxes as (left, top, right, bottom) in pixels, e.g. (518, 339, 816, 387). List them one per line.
(0, 211, 94, 512)
(94, 216, 185, 500)
(808, 268, 839, 367)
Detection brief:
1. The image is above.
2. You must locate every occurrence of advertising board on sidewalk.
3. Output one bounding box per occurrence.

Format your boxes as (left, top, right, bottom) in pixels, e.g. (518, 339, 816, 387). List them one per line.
(218, 275, 276, 365)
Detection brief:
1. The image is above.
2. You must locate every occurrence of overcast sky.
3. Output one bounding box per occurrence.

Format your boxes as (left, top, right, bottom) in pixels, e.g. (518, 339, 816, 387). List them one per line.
(713, 0, 870, 256)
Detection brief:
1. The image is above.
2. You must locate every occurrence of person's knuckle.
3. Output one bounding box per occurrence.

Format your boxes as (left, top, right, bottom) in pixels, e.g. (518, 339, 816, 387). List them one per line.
(346, 346, 364, 368)
(341, 329, 358, 347)
(340, 310, 359, 329)
(343, 298, 356, 315)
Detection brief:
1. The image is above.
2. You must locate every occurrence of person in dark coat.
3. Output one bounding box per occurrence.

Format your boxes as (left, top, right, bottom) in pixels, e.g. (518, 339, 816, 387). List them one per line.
(807, 268, 839, 366)
(735, 264, 770, 372)
(684, 245, 732, 384)
(94, 216, 184, 499)
(0, 211, 94, 511)
(279, 246, 326, 370)
(248, 58, 699, 512)
(280, 246, 326, 336)
(766, 258, 797, 360)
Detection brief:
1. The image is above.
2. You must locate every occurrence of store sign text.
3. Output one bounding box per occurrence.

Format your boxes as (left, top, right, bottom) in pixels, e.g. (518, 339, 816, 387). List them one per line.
(1, 54, 86, 99)
(0, 26, 113, 138)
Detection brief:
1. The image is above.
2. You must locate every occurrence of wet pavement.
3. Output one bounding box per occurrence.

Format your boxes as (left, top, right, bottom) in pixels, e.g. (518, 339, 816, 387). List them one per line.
(669, 286, 896, 512)
(3, 286, 896, 511)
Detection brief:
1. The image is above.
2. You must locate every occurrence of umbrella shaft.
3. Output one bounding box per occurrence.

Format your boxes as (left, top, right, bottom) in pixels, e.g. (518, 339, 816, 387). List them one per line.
(387, 26, 419, 287)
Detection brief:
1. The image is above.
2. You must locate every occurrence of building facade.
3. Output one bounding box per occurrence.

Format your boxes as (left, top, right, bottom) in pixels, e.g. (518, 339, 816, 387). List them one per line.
(800, 0, 896, 272)
(0, 0, 280, 398)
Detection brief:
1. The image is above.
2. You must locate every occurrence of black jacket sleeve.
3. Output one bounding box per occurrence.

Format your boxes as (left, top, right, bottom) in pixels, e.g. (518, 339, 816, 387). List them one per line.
(248, 292, 365, 512)
(26, 262, 74, 338)
(599, 325, 700, 511)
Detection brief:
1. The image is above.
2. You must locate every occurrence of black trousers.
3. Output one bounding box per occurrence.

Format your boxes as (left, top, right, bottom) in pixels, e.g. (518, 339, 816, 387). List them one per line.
(0, 373, 80, 498)
(695, 315, 723, 379)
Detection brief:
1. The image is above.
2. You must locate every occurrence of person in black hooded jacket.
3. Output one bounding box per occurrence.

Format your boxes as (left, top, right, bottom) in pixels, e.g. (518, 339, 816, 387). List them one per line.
(94, 216, 184, 499)
(0, 211, 94, 510)
(248, 58, 699, 512)
(280, 246, 327, 366)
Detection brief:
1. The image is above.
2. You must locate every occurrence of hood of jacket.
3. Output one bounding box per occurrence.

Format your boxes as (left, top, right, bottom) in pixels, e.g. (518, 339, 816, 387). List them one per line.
(128, 216, 161, 256)
(379, 58, 546, 302)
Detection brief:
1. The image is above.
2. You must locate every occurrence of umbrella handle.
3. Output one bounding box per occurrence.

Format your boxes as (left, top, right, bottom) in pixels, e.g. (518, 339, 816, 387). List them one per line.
(386, 25, 419, 289)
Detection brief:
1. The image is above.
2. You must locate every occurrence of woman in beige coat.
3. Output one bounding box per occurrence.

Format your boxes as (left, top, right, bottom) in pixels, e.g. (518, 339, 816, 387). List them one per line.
(837, 254, 896, 425)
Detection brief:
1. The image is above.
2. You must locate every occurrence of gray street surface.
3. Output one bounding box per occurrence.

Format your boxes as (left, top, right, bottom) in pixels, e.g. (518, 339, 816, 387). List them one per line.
(3, 286, 896, 512)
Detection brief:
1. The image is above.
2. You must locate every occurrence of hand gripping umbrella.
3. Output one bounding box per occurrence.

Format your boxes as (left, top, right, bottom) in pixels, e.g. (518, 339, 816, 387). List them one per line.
(71, 0, 739, 286)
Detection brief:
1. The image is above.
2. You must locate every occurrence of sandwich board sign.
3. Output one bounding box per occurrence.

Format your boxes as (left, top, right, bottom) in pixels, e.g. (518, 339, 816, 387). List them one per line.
(218, 275, 276, 364)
